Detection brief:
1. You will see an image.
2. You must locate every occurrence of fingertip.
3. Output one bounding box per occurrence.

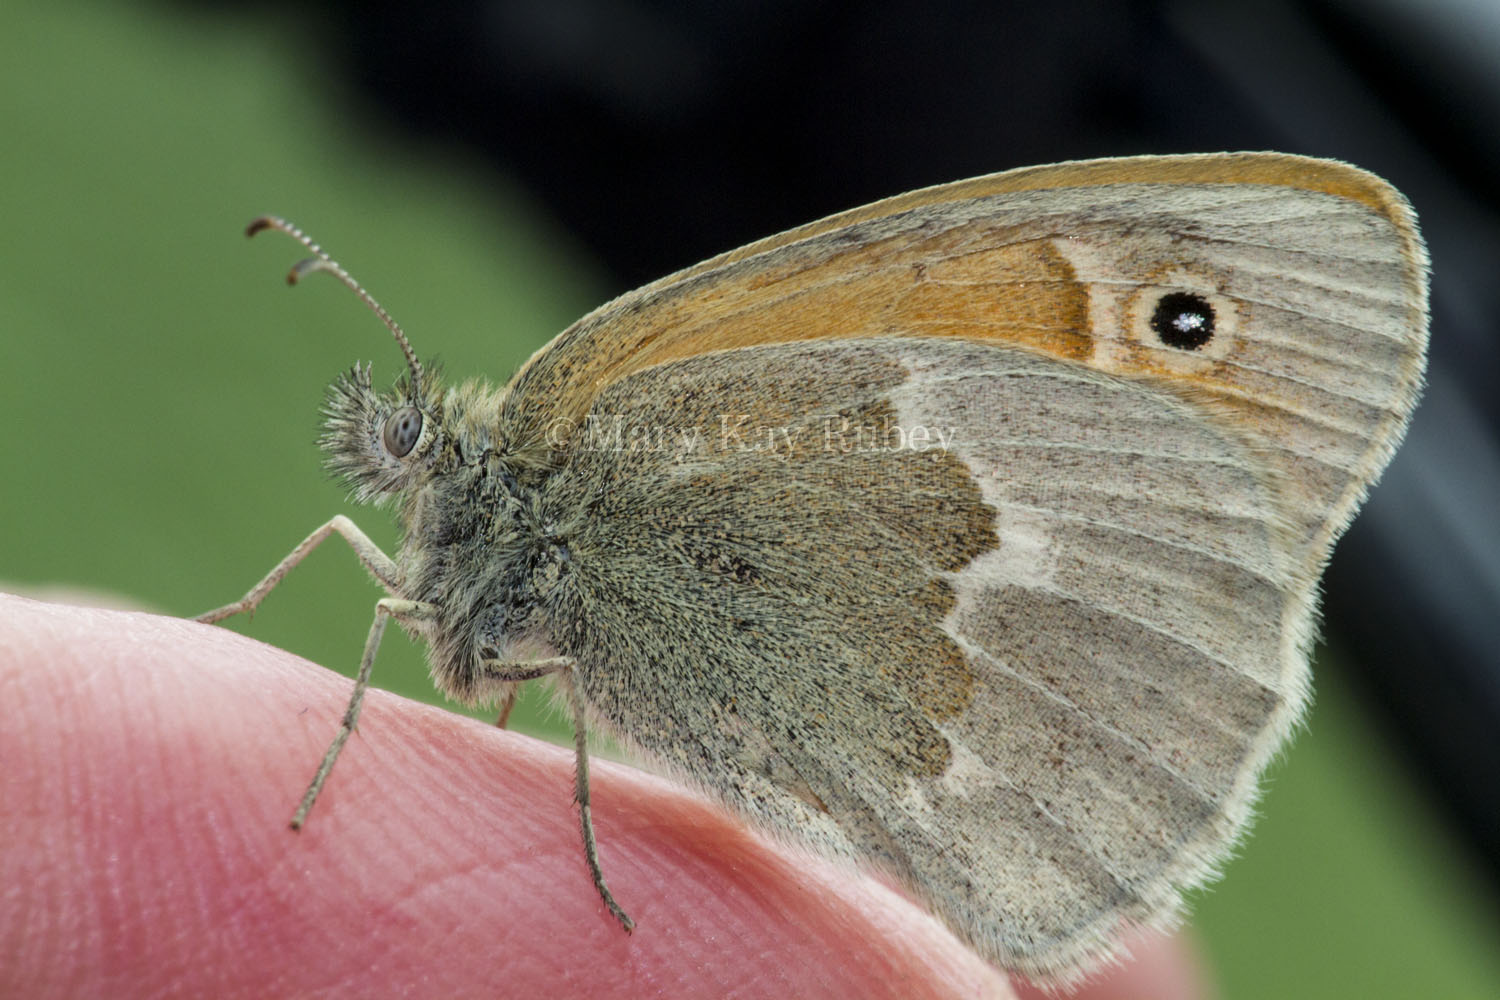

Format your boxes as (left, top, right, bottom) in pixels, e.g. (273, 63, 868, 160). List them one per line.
(1011, 928, 1216, 1000)
(3, 593, 1015, 999)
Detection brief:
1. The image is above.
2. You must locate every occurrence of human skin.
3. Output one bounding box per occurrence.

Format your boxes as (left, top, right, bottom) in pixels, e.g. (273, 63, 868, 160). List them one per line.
(1, 592, 1210, 998)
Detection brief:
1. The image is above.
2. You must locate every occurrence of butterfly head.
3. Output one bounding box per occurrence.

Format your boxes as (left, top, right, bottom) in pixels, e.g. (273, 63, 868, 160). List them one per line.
(244, 215, 466, 507)
(321, 360, 448, 506)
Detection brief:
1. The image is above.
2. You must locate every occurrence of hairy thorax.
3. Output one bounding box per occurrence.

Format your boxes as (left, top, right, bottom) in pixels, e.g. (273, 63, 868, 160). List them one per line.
(398, 403, 567, 706)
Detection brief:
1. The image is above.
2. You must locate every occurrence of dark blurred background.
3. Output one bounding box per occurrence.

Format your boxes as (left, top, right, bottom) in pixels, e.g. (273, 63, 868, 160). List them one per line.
(3, 1, 1496, 995)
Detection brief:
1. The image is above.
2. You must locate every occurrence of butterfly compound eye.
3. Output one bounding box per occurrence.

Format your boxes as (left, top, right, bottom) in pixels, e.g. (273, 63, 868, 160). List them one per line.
(383, 406, 423, 458)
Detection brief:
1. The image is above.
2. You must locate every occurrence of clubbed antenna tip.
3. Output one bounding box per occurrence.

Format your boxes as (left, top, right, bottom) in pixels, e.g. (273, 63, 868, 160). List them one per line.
(246, 215, 423, 385)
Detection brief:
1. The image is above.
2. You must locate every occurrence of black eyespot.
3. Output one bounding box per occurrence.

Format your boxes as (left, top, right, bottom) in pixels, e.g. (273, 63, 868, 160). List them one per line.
(1150, 292, 1216, 350)
(382, 406, 422, 458)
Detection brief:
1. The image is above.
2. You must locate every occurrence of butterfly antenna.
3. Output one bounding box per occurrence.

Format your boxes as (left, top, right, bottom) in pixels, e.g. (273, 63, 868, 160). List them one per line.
(246, 216, 423, 385)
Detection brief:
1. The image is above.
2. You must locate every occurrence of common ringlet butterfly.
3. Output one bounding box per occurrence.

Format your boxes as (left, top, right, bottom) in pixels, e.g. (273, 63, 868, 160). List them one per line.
(198, 153, 1428, 980)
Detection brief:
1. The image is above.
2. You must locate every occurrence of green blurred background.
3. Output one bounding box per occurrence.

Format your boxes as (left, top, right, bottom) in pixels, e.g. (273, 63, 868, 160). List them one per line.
(2, 3, 1496, 996)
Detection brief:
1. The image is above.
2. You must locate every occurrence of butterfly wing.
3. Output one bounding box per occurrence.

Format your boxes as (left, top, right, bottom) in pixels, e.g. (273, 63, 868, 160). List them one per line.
(507, 153, 1428, 978)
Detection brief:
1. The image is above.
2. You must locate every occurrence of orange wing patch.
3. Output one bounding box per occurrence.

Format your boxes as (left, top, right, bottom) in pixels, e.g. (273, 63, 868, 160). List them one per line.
(500, 153, 1424, 468)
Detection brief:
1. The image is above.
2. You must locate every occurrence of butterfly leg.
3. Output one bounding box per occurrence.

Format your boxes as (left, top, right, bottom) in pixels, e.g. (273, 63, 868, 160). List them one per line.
(562, 662, 634, 932)
(290, 597, 437, 829)
(475, 655, 635, 932)
(195, 515, 400, 624)
(472, 658, 561, 729)
(494, 684, 519, 729)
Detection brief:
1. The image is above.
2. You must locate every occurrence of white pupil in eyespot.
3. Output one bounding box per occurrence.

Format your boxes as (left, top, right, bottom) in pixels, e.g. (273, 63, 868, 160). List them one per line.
(383, 407, 422, 458)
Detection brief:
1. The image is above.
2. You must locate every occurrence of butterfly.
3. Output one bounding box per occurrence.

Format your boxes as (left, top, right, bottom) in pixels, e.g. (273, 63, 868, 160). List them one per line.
(200, 152, 1428, 981)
